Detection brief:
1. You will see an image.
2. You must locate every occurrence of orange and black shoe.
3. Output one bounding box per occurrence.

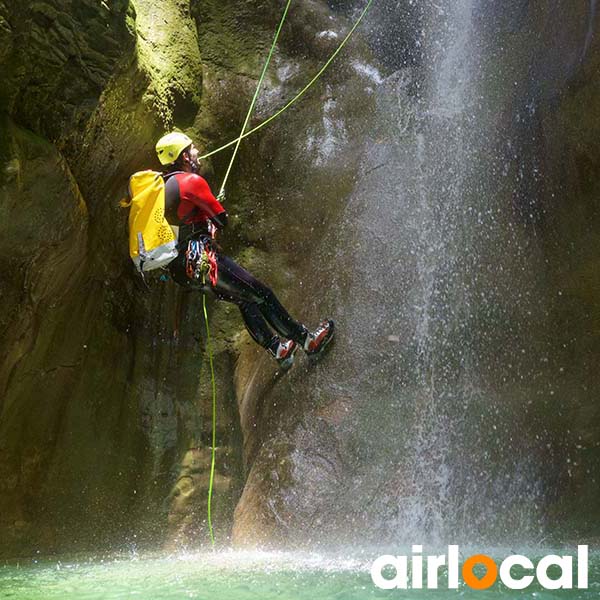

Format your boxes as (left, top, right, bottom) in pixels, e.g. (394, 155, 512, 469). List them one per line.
(270, 338, 298, 371)
(303, 319, 335, 359)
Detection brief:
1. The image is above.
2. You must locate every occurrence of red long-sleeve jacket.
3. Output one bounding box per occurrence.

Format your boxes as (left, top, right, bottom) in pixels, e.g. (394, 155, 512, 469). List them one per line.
(164, 172, 227, 229)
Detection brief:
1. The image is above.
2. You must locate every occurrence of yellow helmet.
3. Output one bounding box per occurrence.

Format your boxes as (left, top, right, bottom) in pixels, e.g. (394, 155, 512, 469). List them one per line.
(155, 132, 193, 165)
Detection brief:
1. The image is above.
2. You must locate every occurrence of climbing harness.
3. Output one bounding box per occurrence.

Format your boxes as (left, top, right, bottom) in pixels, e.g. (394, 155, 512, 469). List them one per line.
(203, 249, 219, 288)
(185, 239, 218, 287)
(203, 0, 373, 547)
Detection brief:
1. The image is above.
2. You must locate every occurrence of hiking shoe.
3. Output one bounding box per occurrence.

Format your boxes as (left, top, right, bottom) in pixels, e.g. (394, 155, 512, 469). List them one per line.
(271, 339, 298, 371)
(304, 319, 335, 358)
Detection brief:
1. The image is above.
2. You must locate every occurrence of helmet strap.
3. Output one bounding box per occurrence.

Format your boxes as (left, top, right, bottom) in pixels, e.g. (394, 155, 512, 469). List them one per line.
(183, 151, 200, 174)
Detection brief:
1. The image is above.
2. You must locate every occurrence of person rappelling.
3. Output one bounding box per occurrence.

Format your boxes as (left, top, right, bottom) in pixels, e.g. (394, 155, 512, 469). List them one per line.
(122, 0, 373, 544)
(124, 131, 334, 371)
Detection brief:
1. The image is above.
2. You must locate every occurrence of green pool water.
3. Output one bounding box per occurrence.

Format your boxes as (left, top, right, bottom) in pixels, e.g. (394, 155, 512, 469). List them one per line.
(1, 548, 598, 600)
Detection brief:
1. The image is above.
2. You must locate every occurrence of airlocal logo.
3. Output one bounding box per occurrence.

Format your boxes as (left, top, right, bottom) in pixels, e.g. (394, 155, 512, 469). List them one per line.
(371, 545, 589, 590)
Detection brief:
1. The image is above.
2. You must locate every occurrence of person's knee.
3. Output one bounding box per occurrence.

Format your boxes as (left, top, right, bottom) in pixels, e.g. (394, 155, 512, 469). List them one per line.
(256, 283, 276, 304)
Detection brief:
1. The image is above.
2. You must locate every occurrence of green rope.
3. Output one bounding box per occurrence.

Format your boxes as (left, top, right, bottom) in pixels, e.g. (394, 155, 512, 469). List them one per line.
(205, 0, 293, 548)
(203, 0, 373, 548)
(202, 275, 218, 547)
(219, 0, 293, 196)
(199, 0, 374, 162)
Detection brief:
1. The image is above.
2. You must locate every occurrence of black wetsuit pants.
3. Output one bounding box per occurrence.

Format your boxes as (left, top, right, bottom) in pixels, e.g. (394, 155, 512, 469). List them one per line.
(169, 250, 307, 350)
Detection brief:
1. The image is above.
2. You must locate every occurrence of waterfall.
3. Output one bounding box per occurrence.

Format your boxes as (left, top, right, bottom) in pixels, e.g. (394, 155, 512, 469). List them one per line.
(582, 0, 597, 62)
(317, 0, 557, 546)
(234, 0, 599, 551)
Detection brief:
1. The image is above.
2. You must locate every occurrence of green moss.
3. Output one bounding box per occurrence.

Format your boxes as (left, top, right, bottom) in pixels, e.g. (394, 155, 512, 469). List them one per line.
(130, 0, 203, 130)
(192, 0, 279, 76)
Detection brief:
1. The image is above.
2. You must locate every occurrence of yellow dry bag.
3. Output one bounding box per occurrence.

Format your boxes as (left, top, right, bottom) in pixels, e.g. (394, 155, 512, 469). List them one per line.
(124, 170, 178, 272)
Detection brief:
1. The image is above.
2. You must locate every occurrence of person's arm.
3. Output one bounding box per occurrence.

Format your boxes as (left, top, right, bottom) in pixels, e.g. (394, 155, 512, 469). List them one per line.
(210, 210, 228, 229)
(185, 174, 229, 229)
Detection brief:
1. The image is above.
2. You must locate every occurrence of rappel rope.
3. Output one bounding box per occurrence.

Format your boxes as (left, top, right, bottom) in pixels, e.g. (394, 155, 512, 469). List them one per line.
(202, 0, 373, 547)
(199, 0, 374, 162)
(204, 0, 293, 548)
(202, 271, 219, 547)
(218, 0, 293, 197)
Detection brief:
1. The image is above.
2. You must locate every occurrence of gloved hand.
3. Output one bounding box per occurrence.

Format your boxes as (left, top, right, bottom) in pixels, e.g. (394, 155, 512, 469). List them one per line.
(207, 221, 217, 240)
(216, 189, 226, 204)
(204, 235, 221, 253)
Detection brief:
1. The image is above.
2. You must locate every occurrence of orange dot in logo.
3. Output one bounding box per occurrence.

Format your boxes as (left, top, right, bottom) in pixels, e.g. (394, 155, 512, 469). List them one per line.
(462, 554, 498, 590)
